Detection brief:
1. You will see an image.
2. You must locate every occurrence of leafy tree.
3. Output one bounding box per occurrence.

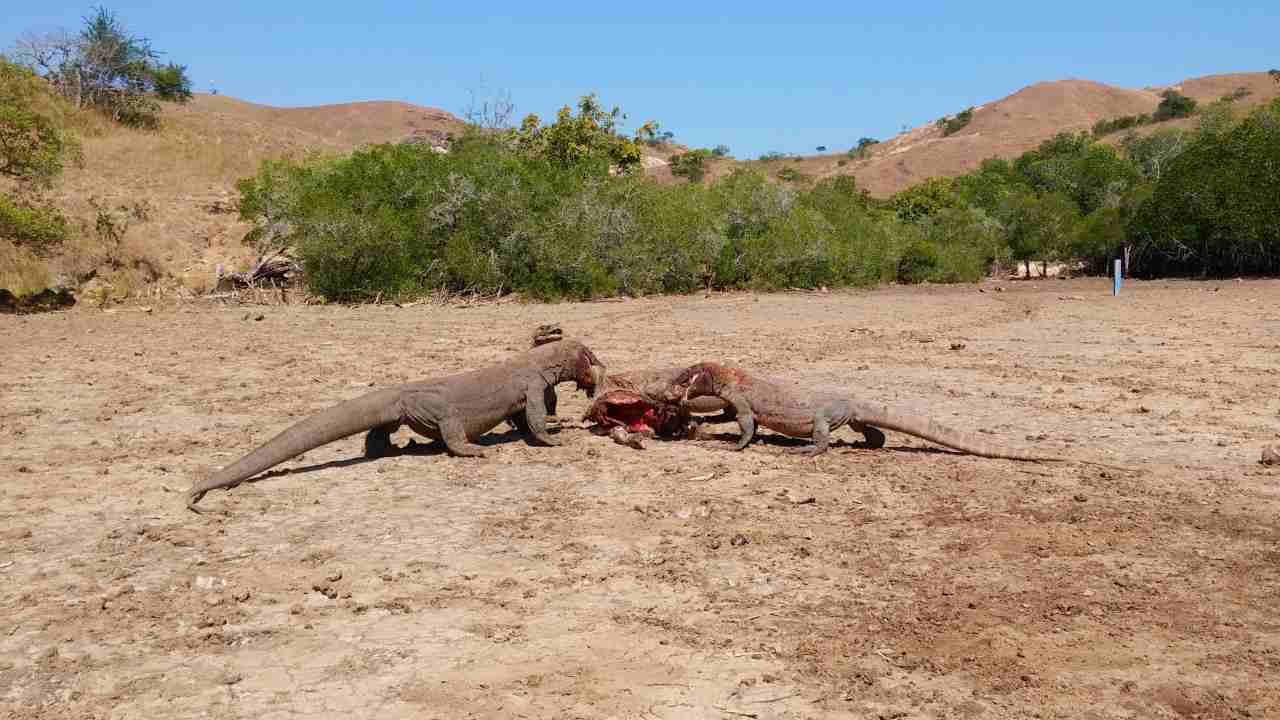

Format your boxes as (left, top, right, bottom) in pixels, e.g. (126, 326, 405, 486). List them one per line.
(513, 93, 644, 174)
(0, 60, 78, 256)
(1015, 133, 1139, 214)
(12, 6, 193, 127)
(1072, 207, 1126, 273)
(711, 144, 730, 157)
(952, 157, 1023, 215)
(916, 206, 1002, 282)
(816, 145, 827, 152)
(149, 62, 192, 102)
(1152, 89, 1196, 122)
(0, 62, 81, 186)
(1129, 101, 1280, 276)
(999, 191, 1079, 277)
(1271, 68, 1280, 84)
(890, 177, 959, 223)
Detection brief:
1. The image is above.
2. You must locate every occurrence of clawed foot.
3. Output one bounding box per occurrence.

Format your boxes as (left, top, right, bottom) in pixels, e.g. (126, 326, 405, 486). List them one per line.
(786, 445, 824, 457)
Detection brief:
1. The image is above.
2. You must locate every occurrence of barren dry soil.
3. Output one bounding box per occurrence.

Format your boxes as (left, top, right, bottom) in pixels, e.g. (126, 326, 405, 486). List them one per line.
(2, 278, 1279, 719)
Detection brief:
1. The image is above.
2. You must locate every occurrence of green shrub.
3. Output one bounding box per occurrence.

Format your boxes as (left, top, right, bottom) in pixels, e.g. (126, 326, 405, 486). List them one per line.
(0, 195, 69, 255)
(937, 107, 974, 136)
(669, 148, 713, 183)
(776, 166, 805, 183)
(1152, 90, 1197, 122)
(896, 240, 938, 283)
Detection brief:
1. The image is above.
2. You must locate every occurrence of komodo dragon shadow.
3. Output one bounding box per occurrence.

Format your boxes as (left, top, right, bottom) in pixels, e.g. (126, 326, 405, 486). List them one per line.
(185, 339, 605, 512)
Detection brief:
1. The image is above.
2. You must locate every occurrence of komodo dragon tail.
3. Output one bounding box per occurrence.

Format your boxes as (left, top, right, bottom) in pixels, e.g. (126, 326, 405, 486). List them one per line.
(186, 388, 403, 511)
(851, 400, 1133, 470)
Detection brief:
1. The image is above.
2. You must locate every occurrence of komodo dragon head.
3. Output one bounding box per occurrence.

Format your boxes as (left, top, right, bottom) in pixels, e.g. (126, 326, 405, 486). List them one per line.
(666, 361, 731, 403)
(558, 341, 606, 399)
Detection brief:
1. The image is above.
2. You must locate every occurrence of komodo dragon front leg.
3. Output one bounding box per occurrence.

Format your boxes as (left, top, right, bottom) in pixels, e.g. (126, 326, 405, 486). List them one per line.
(517, 379, 561, 446)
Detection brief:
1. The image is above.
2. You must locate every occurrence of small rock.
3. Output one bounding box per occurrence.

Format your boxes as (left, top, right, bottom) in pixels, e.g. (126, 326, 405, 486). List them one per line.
(192, 575, 225, 591)
(949, 342, 966, 351)
(1073, 494, 1087, 503)
(1262, 445, 1280, 466)
(254, 314, 265, 321)
(707, 538, 722, 550)
(730, 534, 749, 547)
(326, 570, 343, 583)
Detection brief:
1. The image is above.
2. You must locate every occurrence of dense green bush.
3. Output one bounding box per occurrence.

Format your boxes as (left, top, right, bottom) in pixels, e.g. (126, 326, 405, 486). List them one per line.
(1128, 101, 1280, 276)
(1152, 89, 1196, 122)
(1, 60, 77, 256)
(233, 91, 1280, 302)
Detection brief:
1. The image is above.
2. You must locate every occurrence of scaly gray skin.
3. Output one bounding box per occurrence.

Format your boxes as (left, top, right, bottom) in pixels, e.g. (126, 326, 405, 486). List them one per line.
(668, 362, 1131, 469)
(186, 340, 605, 510)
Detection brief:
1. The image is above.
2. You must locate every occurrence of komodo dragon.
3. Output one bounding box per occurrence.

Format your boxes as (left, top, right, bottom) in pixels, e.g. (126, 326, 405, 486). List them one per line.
(185, 339, 606, 510)
(666, 361, 1130, 469)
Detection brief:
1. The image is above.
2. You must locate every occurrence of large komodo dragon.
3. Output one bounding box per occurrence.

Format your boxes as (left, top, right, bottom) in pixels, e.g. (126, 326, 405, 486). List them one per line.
(185, 339, 606, 510)
(667, 361, 1130, 469)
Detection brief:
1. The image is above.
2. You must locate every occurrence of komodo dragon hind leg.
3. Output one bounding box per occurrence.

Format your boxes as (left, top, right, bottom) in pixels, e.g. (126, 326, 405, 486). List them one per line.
(788, 409, 833, 456)
(429, 416, 487, 457)
(365, 423, 445, 457)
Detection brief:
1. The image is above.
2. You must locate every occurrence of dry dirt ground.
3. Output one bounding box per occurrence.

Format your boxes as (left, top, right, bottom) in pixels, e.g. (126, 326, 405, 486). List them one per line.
(2, 278, 1279, 720)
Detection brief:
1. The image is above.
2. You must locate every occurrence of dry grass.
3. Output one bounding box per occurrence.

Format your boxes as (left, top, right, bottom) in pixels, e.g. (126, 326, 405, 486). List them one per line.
(20, 93, 464, 299)
(0, 242, 51, 295)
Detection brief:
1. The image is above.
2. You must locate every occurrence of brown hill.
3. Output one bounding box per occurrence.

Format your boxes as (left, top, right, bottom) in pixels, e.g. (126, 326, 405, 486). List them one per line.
(20, 95, 463, 296)
(708, 72, 1279, 196)
(178, 94, 464, 147)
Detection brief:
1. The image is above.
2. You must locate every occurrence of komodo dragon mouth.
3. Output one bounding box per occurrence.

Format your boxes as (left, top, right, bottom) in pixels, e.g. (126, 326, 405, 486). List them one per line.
(582, 390, 692, 438)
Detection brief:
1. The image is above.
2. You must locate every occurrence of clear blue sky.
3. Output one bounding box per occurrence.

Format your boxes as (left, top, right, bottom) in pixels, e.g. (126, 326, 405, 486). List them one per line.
(4, 2, 1276, 158)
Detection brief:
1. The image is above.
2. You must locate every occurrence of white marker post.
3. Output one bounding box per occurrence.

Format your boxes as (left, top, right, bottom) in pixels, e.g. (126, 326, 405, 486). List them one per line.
(1113, 258, 1122, 296)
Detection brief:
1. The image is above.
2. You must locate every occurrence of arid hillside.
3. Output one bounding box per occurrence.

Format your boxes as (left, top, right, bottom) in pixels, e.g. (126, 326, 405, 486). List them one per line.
(31, 94, 464, 295)
(720, 71, 1280, 196)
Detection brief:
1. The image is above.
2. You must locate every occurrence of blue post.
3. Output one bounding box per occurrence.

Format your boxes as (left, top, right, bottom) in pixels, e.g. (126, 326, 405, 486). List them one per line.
(1113, 258, 1122, 296)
